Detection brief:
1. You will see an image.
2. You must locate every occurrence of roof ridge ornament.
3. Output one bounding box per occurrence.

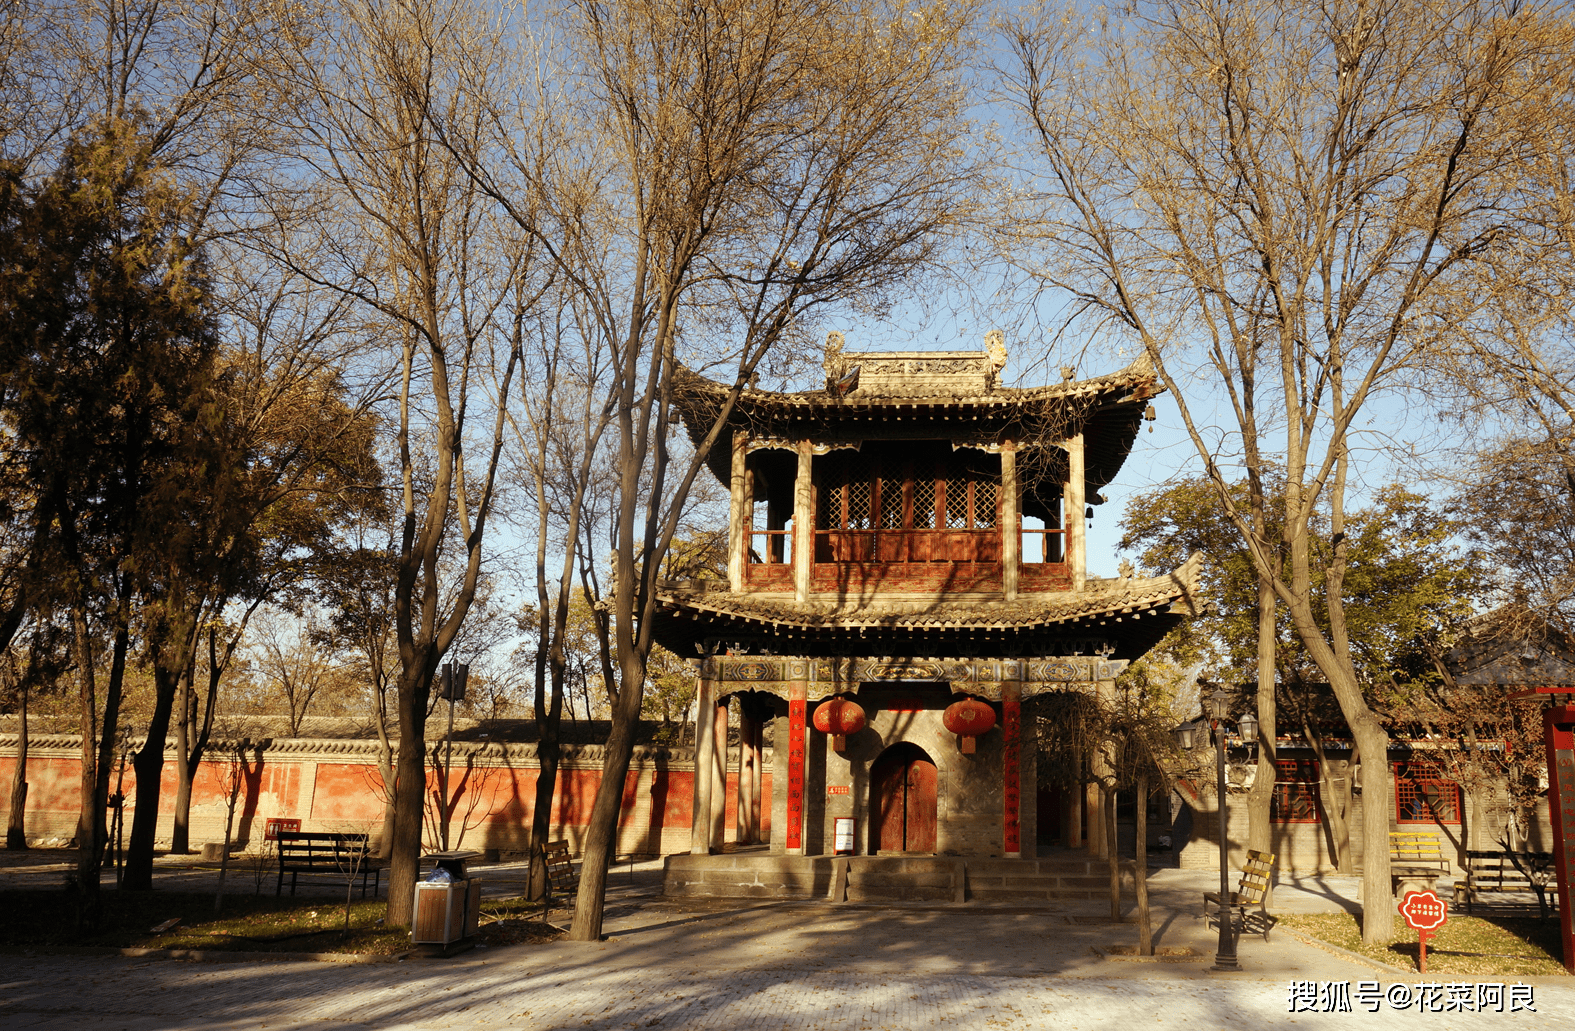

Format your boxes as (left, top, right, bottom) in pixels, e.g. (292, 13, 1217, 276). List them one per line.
(823, 330, 847, 387)
(985, 329, 1007, 389)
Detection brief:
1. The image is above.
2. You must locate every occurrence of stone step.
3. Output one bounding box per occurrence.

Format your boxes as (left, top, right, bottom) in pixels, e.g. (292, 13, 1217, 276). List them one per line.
(662, 853, 1151, 902)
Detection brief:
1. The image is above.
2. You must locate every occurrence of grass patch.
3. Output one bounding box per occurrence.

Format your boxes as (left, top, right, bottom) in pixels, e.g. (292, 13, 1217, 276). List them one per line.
(0, 890, 564, 955)
(1281, 912, 1569, 977)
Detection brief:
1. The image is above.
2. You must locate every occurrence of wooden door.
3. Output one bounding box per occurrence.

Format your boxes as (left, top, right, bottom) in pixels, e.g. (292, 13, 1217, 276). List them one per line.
(873, 746, 938, 852)
(904, 758, 937, 851)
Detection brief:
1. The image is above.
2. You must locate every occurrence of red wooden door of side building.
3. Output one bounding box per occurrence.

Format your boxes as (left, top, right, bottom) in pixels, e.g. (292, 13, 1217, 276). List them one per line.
(873, 744, 937, 852)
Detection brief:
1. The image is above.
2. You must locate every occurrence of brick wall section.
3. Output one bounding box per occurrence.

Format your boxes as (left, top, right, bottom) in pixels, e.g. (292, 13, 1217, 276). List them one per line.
(0, 735, 770, 857)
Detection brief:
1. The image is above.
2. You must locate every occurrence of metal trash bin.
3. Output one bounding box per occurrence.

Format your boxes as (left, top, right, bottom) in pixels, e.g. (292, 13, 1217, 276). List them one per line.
(412, 850, 483, 946)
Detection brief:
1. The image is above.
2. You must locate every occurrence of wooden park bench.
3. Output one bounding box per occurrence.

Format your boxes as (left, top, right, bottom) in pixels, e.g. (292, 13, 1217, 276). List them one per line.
(276, 832, 384, 898)
(1454, 850, 1555, 914)
(1389, 831, 1449, 899)
(1203, 848, 1276, 941)
(542, 839, 579, 898)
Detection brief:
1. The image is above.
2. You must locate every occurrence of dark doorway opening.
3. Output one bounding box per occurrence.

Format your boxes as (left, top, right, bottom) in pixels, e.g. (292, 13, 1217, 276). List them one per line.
(871, 742, 938, 853)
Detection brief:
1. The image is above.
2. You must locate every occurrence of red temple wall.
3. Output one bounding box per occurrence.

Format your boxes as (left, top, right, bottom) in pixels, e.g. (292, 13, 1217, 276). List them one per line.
(0, 742, 771, 857)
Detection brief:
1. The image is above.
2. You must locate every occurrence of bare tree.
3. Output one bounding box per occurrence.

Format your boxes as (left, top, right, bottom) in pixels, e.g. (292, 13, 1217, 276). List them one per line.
(273, 0, 540, 927)
(248, 609, 356, 736)
(1000, 0, 1573, 942)
(535, 0, 983, 941)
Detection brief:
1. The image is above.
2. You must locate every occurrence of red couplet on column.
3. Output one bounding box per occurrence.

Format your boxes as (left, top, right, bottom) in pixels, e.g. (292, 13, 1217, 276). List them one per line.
(1003, 691, 1021, 855)
(787, 693, 807, 852)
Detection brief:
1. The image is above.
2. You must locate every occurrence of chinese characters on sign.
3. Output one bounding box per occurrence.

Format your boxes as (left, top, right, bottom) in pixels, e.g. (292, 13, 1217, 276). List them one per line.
(786, 696, 806, 852)
(1287, 982, 1535, 1013)
(264, 818, 300, 841)
(1399, 890, 1448, 974)
(1002, 692, 1020, 854)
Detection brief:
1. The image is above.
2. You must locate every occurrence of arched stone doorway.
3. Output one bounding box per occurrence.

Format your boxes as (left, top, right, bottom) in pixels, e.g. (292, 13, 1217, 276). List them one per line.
(870, 742, 937, 853)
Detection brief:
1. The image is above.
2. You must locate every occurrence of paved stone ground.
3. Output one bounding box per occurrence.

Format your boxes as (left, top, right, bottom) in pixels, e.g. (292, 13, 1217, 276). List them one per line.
(1, 850, 1569, 1030)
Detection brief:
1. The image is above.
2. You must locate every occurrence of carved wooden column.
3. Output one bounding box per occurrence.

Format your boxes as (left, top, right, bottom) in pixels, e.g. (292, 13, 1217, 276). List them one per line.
(1002, 680, 1023, 858)
(728, 433, 751, 591)
(1001, 442, 1019, 601)
(1065, 431, 1086, 590)
(786, 679, 808, 855)
(710, 694, 728, 850)
(793, 440, 813, 603)
(691, 671, 716, 855)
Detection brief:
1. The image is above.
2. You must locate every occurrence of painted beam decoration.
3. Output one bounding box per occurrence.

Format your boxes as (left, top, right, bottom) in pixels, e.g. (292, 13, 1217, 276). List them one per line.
(701, 655, 1127, 700)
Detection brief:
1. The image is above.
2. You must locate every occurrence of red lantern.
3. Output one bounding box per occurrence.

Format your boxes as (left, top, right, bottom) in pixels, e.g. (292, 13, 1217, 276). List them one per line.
(943, 698, 997, 753)
(812, 698, 867, 750)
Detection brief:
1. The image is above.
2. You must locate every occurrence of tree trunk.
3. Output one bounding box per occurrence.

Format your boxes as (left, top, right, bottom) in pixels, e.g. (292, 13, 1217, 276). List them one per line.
(1136, 774, 1151, 955)
(7, 680, 28, 849)
(214, 751, 242, 913)
(1351, 722, 1394, 941)
(377, 747, 397, 860)
(569, 682, 641, 941)
(1246, 574, 1277, 905)
(74, 600, 128, 923)
(385, 665, 429, 928)
(123, 664, 179, 890)
(73, 601, 100, 913)
(171, 677, 193, 855)
(177, 624, 228, 856)
(529, 742, 561, 902)
(1106, 784, 1120, 922)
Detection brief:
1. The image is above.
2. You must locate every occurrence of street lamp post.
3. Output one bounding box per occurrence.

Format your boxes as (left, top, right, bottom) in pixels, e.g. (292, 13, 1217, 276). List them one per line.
(1175, 692, 1255, 972)
(1208, 688, 1240, 972)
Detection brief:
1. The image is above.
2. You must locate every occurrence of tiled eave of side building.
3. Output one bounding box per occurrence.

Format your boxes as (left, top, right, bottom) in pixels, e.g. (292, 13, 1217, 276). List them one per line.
(651, 552, 1206, 661)
(672, 349, 1162, 498)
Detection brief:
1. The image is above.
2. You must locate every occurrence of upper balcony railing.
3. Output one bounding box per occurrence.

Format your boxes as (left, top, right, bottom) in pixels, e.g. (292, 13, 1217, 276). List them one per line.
(813, 528, 1000, 564)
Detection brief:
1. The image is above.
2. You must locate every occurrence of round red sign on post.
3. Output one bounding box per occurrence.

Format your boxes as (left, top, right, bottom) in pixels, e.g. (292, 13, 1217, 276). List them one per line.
(1400, 889, 1448, 931)
(1400, 890, 1448, 974)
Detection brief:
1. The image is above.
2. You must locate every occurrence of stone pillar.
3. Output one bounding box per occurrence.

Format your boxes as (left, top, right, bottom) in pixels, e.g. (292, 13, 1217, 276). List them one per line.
(749, 714, 765, 843)
(1065, 431, 1086, 590)
(793, 441, 813, 602)
(786, 680, 808, 855)
(728, 433, 750, 591)
(691, 672, 716, 855)
(1086, 781, 1103, 858)
(1062, 783, 1082, 848)
(1002, 680, 1023, 858)
(711, 694, 728, 850)
(738, 701, 762, 845)
(1001, 444, 1019, 601)
(1088, 677, 1115, 860)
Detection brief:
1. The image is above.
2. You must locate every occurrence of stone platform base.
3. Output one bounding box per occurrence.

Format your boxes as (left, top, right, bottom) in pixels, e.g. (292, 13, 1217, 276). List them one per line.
(662, 853, 1137, 902)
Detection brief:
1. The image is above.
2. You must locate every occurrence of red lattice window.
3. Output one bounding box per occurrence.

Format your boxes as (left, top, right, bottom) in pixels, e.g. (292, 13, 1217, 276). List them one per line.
(816, 449, 996, 532)
(1270, 760, 1320, 824)
(1394, 761, 1461, 825)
